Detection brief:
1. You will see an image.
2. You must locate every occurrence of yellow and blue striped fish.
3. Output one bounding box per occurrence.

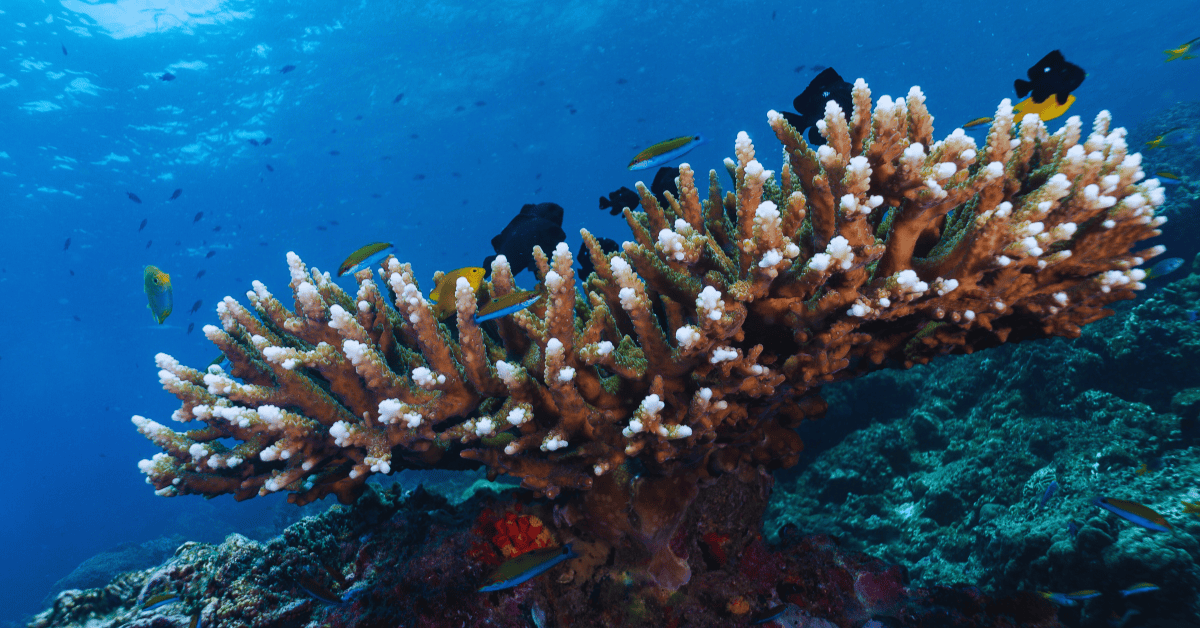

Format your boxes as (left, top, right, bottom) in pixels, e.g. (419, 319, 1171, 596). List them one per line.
(143, 265, 173, 324)
(478, 544, 577, 592)
(476, 291, 540, 323)
(628, 135, 706, 171)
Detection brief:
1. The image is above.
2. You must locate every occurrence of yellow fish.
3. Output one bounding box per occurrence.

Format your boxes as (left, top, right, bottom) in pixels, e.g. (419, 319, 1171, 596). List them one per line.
(1164, 37, 1199, 62)
(143, 265, 173, 324)
(628, 135, 706, 170)
(1013, 94, 1075, 123)
(338, 242, 394, 276)
(1146, 127, 1186, 149)
(428, 267, 485, 320)
(962, 117, 993, 128)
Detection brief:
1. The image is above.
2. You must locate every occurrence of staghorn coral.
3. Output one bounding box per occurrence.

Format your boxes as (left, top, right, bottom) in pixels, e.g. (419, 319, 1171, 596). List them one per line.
(135, 81, 1167, 573)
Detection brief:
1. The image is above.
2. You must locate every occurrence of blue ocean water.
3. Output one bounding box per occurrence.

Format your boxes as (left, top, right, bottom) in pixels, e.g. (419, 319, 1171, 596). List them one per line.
(0, 0, 1196, 623)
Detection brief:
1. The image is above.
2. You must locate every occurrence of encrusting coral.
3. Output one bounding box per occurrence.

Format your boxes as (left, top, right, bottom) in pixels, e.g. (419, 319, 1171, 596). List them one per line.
(134, 80, 1167, 587)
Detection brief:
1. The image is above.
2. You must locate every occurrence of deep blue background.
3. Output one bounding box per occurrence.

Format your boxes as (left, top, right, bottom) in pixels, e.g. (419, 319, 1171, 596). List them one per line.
(1, 0, 1196, 622)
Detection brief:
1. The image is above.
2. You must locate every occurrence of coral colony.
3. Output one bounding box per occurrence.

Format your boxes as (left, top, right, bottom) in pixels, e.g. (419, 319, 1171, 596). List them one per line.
(135, 83, 1165, 596)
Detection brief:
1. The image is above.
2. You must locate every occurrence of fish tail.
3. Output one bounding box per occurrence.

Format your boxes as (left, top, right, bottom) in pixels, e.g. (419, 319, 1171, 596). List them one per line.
(1014, 79, 1031, 98)
(598, 197, 611, 210)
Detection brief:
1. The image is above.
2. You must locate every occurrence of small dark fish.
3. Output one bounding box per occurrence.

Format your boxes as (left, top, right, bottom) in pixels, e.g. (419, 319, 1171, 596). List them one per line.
(781, 67, 853, 145)
(280, 65, 296, 74)
(330, 150, 340, 156)
(1189, 310, 1198, 323)
(409, 133, 419, 139)
(393, 93, 404, 104)
(810, 65, 826, 72)
(1066, 520, 1079, 537)
(69, 269, 74, 276)
(599, 186, 639, 216)
(370, 193, 382, 199)
(771, 10, 776, 19)
(160, 72, 175, 81)
(265, 164, 274, 172)
(317, 225, 327, 231)
(452, 171, 462, 177)
(616, 78, 628, 84)
(187, 322, 195, 334)
(73, 315, 81, 322)
(205, 251, 215, 258)
(651, 166, 680, 207)
(193, 212, 203, 223)
(212, 226, 221, 232)
(196, 270, 206, 279)
(475, 100, 486, 107)
(483, 202, 566, 278)
(568, 107, 577, 114)
(455, 105, 465, 112)
(793, 65, 805, 73)
(190, 299, 202, 314)
(61, 44, 67, 56)
(248, 139, 260, 146)
(413, 173, 425, 180)
(63, 238, 71, 251)
(1015, 50, 1085, 106)
(127, 192, 142, 204)
(262, 137, 272, 145)
(1038, 480, 1059, 510)
(138, 218, 147, 232)
(169, 189, 182, 201)
(329, 220, 339, 225)
(331, 128, 337, 133)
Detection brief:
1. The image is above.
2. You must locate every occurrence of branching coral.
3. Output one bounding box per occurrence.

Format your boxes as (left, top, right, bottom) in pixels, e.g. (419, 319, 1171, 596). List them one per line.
(135, 82, 1166, 528)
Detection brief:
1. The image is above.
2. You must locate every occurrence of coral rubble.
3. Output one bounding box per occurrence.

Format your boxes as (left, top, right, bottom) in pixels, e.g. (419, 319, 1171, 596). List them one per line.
(134, 80, 1168, 593)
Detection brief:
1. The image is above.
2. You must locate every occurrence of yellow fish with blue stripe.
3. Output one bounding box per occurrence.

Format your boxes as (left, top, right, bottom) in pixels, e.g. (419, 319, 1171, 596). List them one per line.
(143, 265, 173, 324)
(1164, 37, 1199, 62)
(628, 135, 706, 170)
(428, 267, 486, 321)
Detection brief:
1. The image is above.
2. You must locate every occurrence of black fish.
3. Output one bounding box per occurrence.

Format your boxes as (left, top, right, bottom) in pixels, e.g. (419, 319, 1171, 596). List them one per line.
(127, 192, 142, 203)
(316, 225, 327, 231)
(483, 202, 566, 277)
(169, 189, 182, 200)
(69, 269, 74, 276)
(1014, 50, 1085, 106)
(651, 166, 680, 208)
(190, 299, 202, 314)
(475, 100, 486, 107)
(213, 225, 221, 232)
(262, 137, 272, 145)
(193, 212, 203, 223)
(138, 218, 147, 232)
(196, 270, 206, 279)
(248, 139, 260, 146)
(617, 78, 628, 84)
(781, 67, 853, 146)
(393, 93, 404, 104)
(61, 44, 67, 56)
(771, 10, 776, 19)
(280, 65, 296, 73)
(413, 173, 425, 180)
(599, 186, 639, 216)
(810, 65, 826, 72)
(793, 65, 805, 73)
(371, 193, 382, 199)
(354, 115, 363, 120)
(330, 150, 340, 156)
(146, 240, 152, 248)
(73, 315, 81, 322)
(265, 164, 274, 172)
(205, 250, 215, 258)
(160, 72, 175, 81)
(187, 322, 195, 334)
(63, 238, 71, 251)
(455, 105, 465, 112)
(579, 236, 619, 279)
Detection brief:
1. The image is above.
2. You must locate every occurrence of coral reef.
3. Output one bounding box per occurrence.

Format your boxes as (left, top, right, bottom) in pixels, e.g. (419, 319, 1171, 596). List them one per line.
(28, 481, 1066, 628)
(134, 80, 1169, 593)
(767, 271, 1200, 626)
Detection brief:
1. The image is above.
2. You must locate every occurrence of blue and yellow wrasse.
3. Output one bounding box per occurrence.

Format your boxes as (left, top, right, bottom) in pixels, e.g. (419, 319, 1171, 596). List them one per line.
(1119, 582, 1159, 596)
(1145, 257, 1184, 280)
(478, 544, 577, 592)
(1093, 496, 1172, 532)
(628, 135, 706, 170)
(429, 267, 486, 321)
(476, 290, 540, 323)
(1164, 37, 1199, 62)
(962, 117, 993, 128)
(1038, 591, 1077, 606)
(143, 265, 173, 324)
(1155, 171, 1183, 185)
(140, 593, 179, 610)
(1064, 590, 1101, 600)
(338, 242, 394, 276)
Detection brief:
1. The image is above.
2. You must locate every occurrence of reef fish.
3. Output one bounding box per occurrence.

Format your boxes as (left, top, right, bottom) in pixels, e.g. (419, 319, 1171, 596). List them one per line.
(781, 66, 853, 145)
(963, 117, 993, 128)
(1119, 582, 1159, 596)
(61, 44, 67, 56)
(138, 218, 147, 232)
(160, 72, 175, 81)
(1037, 480, 1060, 510)
(628, 135, 706, 170)
(338, 242, 395, 276)
(169, 189, 182, 201)
(280, 64, 296, 73)
(1014, 50, 1085, 107)
(1164, 37, 1199, 62)
(1155, 171, 1183, 185)
(1064, 590, 1101, 600)
(1145, 257, 1184, 280)
(429, 267, 486, 320)
(140, 592, 179, 610)
(1093, 496, 1172, 532)
(1039, 591, 1077, 606)
(143, 265, 173, 324)
(128, 192, 142, 204)
(599, 186, 639, 216)
(476, 290, 541, 323)
(478, 544, 577, 592)
(484, 202, 566, 277)
(651, 166, 680, 208)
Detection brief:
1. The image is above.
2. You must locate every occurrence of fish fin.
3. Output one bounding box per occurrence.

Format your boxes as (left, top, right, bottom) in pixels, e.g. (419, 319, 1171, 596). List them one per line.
(598, 196, 611, 210)
(1014, 79, 1031, 98)
(1054, 92, 1068, 106)
(779, 110, 805, 131)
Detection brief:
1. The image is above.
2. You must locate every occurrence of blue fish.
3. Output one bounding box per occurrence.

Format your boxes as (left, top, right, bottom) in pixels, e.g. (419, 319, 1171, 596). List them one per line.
(478, 544, 577, 592)
(1119, 582, 1159, 596)
(1039, 591, 1077, 606)
(140, 593, 179, 610)
(1188, 310, 1198, 323)
(1038, 480, 1060, 510)
(1067, 520, 1079, 537)
(476, 292, 541, 323)
(1064, 589, 1102, 600)
(1093, 497, 1172, 532)
(1145, 257, 1184, 280)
